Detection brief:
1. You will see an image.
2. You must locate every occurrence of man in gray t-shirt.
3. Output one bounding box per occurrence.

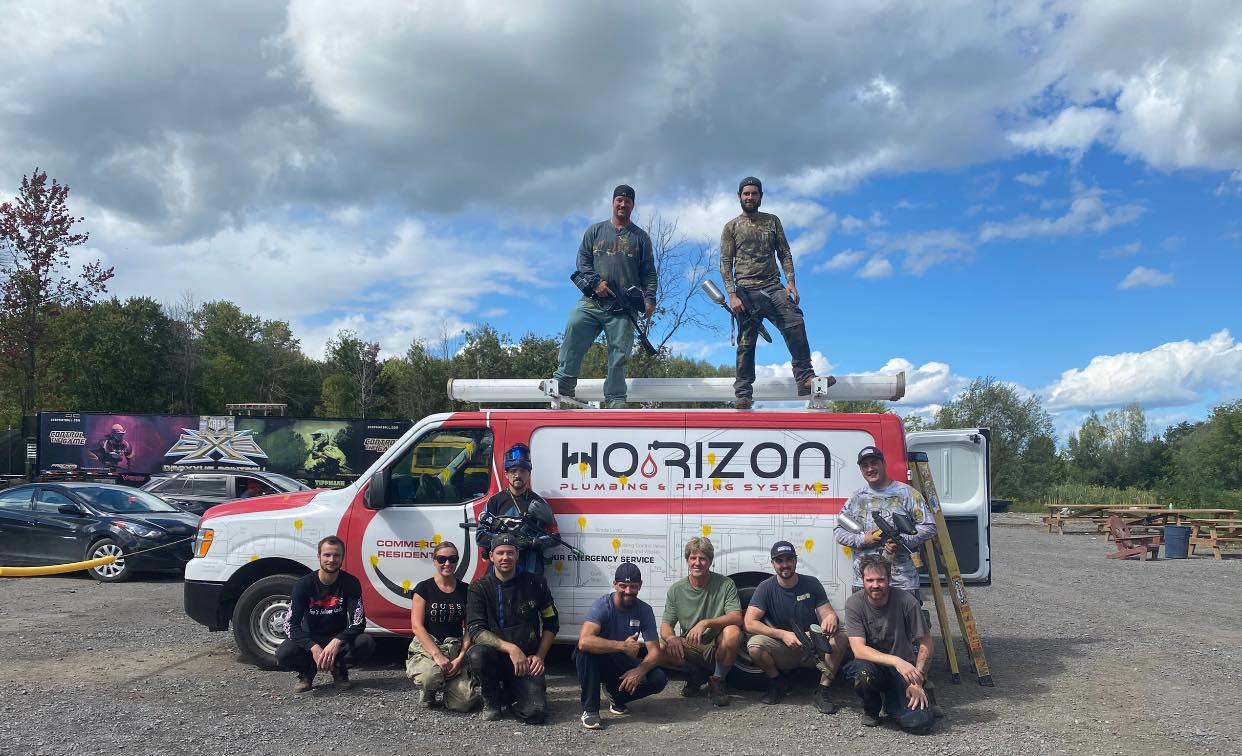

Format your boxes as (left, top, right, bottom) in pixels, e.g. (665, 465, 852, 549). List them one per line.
(842, 555, 935, 734)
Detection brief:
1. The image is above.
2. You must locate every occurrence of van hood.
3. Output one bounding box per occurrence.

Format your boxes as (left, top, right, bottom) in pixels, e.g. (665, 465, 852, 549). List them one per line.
(201, 489, 322, 522)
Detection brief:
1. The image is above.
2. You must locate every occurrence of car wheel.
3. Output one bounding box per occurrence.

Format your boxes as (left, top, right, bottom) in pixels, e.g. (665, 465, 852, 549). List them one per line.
(87, 538, 132, 583)
(728, 574, 770, 691)
(232, 574, 299, 669)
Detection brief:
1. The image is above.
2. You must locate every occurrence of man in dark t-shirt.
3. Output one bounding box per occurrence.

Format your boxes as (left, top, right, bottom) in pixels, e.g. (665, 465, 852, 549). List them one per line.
(843, 554, 935, 733)
(743, 541, 848, 713)
(277, 536, 374, 692)
(574, 563, 667, 730)
(406, 541, 478, 711)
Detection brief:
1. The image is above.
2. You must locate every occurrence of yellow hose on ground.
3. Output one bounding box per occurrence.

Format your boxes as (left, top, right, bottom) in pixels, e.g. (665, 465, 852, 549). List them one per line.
(0, 555, 117, 577)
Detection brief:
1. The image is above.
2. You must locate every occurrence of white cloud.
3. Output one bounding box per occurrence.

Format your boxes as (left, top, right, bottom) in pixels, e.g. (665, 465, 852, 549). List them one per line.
(1007, 106, 1115, 158)
(789, 229, 828, 260)
(814, 249, 865, 273)
(871, 228, 975, 275)
(1044, 329, 1242, 410)
(1014, 171, 1050, 187)
(978, 193, 1144, 243)
(856, 255, 893, 279)
(1101, 241, 1143, 258)
(755, 351, 834, 380)
(1118, 265, 1175, 289)
(869, 358, 970, 407)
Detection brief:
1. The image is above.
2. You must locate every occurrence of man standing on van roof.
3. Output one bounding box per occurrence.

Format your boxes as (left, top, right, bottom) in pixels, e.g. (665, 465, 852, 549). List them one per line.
(744, 540, 848, 712)
(277, 535, 375, 693)
(466, 534, 559, 724)
(834, 446, 936, 598)
(659, 536, 742, 706)
(720, 176, 833, 410)
(575, 563, 667, 730)
(476, 443, 559, 575)
(552, 184, 658, 409)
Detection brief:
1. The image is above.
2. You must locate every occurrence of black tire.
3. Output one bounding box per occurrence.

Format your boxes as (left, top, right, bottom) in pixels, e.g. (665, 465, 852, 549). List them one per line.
(232, 574, 299, 669)
(728, 574, 770, 691)
(86, 538, 132, 583)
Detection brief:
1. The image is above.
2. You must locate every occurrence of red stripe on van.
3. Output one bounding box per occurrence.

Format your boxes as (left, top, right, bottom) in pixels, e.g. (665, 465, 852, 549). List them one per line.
(200, 489, 320, 522)
(547, 497, 846, 515)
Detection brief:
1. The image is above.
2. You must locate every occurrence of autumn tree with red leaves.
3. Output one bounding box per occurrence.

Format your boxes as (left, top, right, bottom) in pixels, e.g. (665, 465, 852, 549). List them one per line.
(0, 169, 114, 417)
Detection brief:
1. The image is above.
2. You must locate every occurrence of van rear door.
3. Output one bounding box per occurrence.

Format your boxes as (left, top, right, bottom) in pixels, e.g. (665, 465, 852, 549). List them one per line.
(905, 428, 991, 585)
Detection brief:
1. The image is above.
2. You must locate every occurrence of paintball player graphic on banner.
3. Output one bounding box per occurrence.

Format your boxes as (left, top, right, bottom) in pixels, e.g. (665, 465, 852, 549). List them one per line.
(304, 430, 352, 477)
(91, 424, 134, 471)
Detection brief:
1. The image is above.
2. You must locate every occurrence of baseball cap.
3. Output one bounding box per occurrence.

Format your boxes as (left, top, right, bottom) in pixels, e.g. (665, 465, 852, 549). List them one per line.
(613, 184, 636, 201)
(857, 446, 884, 463)
(614, 563, 642, 584)
(770, 540, 796, 558)
(738, 176, 763, 193)
(491, 534, 519, 551)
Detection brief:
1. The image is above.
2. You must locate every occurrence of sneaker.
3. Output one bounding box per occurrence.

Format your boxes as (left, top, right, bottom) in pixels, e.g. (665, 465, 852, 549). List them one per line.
(681, 670, 706, 697)
(481, 705, 503, 722)
(605, 400, 627, 409)
(734, 396, 753, 410)
(418, 687, 438, 708)
(760, 677, 786, 705)
(331, 666, 352, 690)
(293, 674, 314, 693)
(580, 711, 603, 730)
(708, 676, 729, 707)
(861, 711, 882, 727)
(607, 698, 629, 716)
(812, 685, 837, 714)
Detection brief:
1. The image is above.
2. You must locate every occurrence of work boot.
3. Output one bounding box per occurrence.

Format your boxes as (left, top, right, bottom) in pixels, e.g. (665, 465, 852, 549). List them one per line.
(734, 396, 753, 410)
(812, 684, 837, 714)
(708, 676, 729, 707)
(331, 665, 352, 690)
(681, 669, 707, 697)
(760, 676, 786, 705)
(418, 687, 438, 708)
(861, 711, 882, 727)
(481, 704, 504, 721)
(293, 674, 314, 693)
(798, 375, 836, 396)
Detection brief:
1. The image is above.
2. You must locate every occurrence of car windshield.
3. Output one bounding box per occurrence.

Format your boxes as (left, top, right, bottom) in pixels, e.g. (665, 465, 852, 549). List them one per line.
(264, 474, 311, 492)
(74, 486, 180, 513)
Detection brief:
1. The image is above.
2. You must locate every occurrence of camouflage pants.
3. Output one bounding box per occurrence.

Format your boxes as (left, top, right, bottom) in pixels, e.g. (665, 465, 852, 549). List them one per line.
(734, 285, 814, 398)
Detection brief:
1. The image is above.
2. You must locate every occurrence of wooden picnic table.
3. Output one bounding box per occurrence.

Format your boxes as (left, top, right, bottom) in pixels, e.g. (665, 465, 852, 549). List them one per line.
(1184, 518, 1242, 559)
(1042, 504, 1119, 534)
(1105, 507, 1237, 527)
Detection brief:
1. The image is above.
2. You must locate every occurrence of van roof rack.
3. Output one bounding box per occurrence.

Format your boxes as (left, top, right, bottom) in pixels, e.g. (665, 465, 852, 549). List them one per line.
(446, 372, 905, 409)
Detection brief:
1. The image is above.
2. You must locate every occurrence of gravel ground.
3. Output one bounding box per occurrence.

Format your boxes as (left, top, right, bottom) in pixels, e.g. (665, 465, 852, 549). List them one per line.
(3, 512, 1240, 756)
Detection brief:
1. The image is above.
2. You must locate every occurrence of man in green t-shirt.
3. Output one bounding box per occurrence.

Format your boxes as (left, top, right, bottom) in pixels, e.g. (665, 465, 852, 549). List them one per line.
(659, 536, 742, 706)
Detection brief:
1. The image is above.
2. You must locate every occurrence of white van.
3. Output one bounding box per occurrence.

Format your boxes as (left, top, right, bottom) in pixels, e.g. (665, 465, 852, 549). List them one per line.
(184, 407, 990, 681)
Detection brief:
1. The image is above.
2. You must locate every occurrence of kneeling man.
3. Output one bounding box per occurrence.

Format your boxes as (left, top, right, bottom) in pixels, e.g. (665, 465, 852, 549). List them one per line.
(575, 563, 667, 729)
(659, 536, 742, 706)
(744, 540, 848, 712)
(843, 555, 935, 734)
(277, 535, 375, 692)
(466, 534, 559, 724)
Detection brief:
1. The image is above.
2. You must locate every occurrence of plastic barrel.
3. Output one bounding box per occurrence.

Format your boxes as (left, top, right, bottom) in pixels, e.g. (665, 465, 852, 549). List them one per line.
(1163, 525, 1191, 559)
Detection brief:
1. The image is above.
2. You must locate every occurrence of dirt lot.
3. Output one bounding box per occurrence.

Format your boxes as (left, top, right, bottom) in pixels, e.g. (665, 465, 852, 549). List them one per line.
(2, 513, 1239, 756)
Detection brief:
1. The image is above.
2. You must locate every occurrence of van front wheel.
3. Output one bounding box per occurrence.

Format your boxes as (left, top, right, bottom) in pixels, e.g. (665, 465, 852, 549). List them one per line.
(232, 574, 298, 669)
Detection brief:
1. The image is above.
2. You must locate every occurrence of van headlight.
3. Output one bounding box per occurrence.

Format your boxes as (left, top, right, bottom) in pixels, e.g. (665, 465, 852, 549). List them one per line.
(193, 528, 214, 558)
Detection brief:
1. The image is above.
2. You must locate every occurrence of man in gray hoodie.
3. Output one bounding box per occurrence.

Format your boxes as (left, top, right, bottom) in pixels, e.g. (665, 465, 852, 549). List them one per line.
(552, 184, 658, 408)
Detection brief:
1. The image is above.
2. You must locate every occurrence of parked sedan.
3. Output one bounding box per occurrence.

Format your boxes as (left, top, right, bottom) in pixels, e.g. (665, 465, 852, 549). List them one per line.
(0, 483, 200, 582)
(142, 471, 311, 515)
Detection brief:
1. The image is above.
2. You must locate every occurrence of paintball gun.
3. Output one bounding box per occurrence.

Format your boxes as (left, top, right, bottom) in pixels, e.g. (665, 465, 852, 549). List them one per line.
(838, 510, 919, 557)
(700, 279, 773, 344)
(790, 622, 836, 673)
(570, 271, 658, 357)
(473, 511, 587, 559)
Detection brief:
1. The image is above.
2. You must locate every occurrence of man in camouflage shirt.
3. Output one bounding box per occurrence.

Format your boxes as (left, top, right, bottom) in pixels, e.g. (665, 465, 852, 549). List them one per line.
(833, 445, 937, 599)
(719, 176, 831, 409)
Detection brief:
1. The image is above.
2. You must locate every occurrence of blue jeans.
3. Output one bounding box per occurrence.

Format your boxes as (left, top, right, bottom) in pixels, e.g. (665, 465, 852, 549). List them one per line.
(553, 299, 635, 405)
(843, 660, 934, 734)
(574, 650, 668, 713)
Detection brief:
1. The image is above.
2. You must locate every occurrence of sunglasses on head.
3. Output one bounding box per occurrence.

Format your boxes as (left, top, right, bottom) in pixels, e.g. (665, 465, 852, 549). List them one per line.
(434, 554, 459, 565)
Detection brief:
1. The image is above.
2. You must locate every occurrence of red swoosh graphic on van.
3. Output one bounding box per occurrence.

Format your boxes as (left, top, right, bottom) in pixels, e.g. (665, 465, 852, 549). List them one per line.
(201, 489, 321, 522)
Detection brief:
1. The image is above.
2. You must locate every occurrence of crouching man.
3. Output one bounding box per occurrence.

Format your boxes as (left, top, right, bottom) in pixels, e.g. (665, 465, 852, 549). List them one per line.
(575, 563, 668, 729)
(466, 534, 559, 724)
(843, 555, 935, 734)
(277, 535, 375, 692)
(744, 540, 848, 712)
(659, 536, 743, 706)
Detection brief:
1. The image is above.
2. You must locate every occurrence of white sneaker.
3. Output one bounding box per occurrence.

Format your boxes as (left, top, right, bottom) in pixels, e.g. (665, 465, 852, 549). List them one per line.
(581, 711, 603, 730)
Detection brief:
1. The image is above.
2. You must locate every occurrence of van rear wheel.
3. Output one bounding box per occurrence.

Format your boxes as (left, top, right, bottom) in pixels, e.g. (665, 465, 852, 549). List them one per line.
(232, 574, 298, 669)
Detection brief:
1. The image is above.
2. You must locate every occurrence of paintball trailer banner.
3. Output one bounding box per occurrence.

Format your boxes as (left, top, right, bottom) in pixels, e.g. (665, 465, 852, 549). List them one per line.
(38, 412, 411, 485)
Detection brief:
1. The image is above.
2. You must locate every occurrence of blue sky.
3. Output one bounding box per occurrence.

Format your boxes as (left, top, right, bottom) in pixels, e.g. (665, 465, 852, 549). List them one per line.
(2, 1, 1239, 440)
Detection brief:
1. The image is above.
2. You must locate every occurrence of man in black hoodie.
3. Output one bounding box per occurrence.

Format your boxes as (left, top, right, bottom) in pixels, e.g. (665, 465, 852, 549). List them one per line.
(277, 535, 374, 692)
(466, 534, 560, 723)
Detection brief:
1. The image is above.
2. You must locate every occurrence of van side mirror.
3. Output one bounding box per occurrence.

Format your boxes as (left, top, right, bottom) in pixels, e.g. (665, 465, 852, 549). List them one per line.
(364, 469, 389, 510)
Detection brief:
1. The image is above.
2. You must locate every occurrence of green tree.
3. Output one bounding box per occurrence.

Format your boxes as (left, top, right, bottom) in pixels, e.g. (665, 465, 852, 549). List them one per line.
(934, 377, 1056, 499)
(323, 330, 386, 418)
